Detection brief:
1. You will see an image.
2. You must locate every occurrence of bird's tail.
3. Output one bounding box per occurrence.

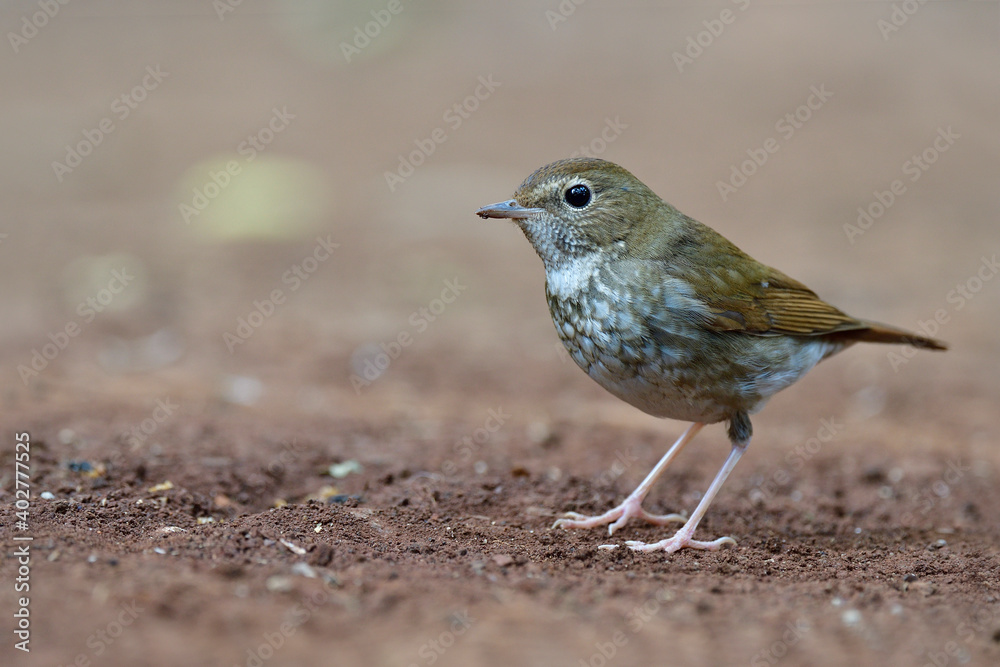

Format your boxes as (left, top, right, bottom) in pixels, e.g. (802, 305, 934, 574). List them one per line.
(840, 321, 948, 351)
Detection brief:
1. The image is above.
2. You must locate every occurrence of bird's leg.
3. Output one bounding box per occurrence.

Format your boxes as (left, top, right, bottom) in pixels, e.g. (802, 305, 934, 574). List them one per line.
(625, 436, 748, 554)
(552, 422, 704, 536)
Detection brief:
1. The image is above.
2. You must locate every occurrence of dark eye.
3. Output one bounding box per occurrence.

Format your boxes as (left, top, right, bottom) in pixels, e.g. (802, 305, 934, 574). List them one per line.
(564, 184, 591, 208)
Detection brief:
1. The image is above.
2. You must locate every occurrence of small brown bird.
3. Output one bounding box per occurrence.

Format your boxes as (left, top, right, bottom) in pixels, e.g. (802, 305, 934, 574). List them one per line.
(476, 158, 946, 554)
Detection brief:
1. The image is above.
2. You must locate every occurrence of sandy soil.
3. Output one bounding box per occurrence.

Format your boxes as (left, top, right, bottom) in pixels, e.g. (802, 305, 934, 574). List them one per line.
(2, 2, 999, 666)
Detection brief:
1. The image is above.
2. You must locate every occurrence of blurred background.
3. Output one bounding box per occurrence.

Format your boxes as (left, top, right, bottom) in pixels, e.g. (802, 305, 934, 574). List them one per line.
(2, 1, 997, 424)
(1, 2, 999, 664)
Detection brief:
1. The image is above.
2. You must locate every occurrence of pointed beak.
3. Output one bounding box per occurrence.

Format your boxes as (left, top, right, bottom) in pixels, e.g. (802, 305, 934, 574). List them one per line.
(476, 199, 545, 220)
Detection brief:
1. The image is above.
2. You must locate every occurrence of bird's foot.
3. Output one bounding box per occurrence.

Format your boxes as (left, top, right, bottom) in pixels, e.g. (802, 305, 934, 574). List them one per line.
(552, 495, 685, 536)
(625, 527, 736, 554)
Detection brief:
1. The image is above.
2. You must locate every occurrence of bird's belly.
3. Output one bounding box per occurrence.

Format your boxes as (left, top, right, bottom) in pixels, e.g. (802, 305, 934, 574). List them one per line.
(550, 295, 839, 424)
(588, 360, 731, 422)
(552, 313, 733, 422)
(565, 333, 735, 422)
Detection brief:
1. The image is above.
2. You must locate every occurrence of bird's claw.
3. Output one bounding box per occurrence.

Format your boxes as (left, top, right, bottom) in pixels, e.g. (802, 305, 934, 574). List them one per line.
(625, 534, 736, 554)
(551, 497, 686, 535)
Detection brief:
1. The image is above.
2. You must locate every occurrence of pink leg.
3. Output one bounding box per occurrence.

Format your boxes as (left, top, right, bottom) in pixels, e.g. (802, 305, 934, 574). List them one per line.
(552, 423, 704, 536)
(625, 439, 747, 553)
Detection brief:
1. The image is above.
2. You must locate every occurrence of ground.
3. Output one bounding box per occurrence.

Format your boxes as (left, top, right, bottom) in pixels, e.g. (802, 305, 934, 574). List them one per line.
(2, 2, 999, 666)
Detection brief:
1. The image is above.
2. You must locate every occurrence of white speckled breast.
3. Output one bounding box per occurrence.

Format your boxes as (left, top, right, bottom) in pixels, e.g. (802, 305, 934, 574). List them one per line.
(545, 256, 842, 424)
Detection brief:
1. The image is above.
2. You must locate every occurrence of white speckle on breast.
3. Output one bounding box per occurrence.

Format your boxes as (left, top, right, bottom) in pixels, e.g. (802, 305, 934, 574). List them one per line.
(546, 254, 603, 300)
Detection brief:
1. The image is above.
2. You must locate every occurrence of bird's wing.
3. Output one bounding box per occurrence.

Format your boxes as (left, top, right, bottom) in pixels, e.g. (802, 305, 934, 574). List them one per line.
(696, 268, 864, 337)
(692, 266, 946, 349)
(629, 218, 945, 348)
(628, 237, 864, 338)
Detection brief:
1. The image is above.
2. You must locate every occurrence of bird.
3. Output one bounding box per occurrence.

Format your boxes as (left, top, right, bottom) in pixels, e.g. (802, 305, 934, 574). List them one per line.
(475, 157, 946, 554)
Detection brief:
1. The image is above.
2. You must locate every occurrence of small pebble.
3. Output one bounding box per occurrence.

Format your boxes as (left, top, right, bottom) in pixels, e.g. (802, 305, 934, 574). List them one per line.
(40, 491, 55, 500)
(148, 480, 174, 493)
(349, 343, 389, 381)
(68, 461, 93, 473)
(841, 609, 862, 627)
(526, 421, 552, 445)
(221, 375, 264, 406)
(265, 575, 294, 593)
(290, 563, 317, 579)
(328, 494, 362, 504)
(280, 539, 306, 556)
(328, 460, 363, 478)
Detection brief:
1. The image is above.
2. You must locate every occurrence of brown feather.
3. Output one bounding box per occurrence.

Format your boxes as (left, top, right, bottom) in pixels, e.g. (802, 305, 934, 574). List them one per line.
(699, 266, 947, 350)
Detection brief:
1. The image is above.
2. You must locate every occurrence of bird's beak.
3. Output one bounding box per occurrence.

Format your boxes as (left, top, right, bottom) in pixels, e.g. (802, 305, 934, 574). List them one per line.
(476, 199, 545, 220)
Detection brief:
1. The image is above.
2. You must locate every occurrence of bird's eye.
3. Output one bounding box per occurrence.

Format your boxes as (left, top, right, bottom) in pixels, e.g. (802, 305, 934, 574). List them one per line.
(564, 184, 591, 208)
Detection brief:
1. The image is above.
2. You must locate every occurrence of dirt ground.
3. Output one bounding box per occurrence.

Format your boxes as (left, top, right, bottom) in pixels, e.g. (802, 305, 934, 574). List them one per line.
(2, 2, 999, 666)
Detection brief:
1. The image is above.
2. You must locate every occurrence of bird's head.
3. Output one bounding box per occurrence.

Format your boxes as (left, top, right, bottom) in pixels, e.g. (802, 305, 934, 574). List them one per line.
(476, 158, 674, 272)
